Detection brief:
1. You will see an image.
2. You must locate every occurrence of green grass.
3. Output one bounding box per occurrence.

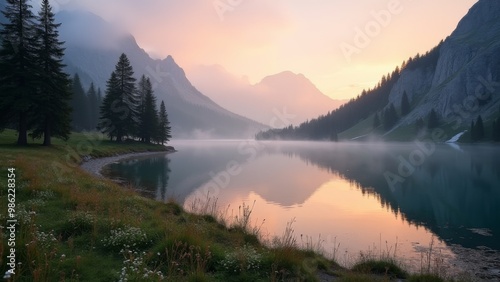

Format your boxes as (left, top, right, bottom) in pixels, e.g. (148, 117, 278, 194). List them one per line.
(0, 129, 338, 281)
(0, 129, 468, 281)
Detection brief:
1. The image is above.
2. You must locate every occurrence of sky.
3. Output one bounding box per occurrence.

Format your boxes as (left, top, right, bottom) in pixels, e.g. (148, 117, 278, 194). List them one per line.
(51, 0, 478, 100)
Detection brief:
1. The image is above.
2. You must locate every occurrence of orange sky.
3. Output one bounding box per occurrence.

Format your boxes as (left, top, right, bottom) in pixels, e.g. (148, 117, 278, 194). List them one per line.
(57, 0, 478, 100)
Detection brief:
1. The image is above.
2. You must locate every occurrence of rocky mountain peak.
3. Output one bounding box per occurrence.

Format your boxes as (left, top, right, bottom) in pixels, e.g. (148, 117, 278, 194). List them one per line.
(452, 0, 500, 37)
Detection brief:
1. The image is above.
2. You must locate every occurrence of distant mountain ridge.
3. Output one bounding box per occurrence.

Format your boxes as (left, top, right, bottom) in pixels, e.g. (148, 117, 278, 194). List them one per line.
(258, 0, 500, 141)
(49, 9, 265, 138)
(188, 65, 346, 125)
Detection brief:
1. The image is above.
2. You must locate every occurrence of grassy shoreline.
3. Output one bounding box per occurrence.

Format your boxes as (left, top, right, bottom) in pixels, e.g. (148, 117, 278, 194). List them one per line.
(0, 130, 467, 281)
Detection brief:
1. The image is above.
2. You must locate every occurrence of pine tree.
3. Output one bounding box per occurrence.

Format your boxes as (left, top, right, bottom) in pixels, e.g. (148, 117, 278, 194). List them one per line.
(0, 0, 39, 145)
(475, 115, 485, 141)
(114, 53, 138, 141)
(70, 73, 88, 131)
(87, 82, 99, 130)
(401, 91, 411, 116)
(492, 119, 499, 142)
(98, 54, 138, 142)
(383, 103, 398, 130)
(30, 0, 71, 145)
(427, 109, 439, 129)
(470, 120, 476, 142)
(495, 118, 500, 142)
(157, 101, 171, 145)
(138, 76, 158, 144)
(98, 71, 120, 141)
(137, 75, 148, 142)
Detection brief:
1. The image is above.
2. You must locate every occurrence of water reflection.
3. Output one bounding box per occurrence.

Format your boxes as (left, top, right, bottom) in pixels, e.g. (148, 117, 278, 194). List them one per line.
(274, 142, 500, 251)
(104, 140, 500, 270)
(104, 154, 171, 201)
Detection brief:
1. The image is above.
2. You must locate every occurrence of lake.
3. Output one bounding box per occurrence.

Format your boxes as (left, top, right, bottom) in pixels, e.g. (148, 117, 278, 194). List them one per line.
(103, 140, 500, 277)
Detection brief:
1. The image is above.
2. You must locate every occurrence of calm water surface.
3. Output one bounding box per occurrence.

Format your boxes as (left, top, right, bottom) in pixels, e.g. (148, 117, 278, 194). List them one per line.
(104, 140, 500, 274)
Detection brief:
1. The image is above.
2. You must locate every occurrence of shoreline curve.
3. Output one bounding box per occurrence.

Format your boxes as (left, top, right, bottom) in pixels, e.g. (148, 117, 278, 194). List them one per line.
(80, 148, 176, 177)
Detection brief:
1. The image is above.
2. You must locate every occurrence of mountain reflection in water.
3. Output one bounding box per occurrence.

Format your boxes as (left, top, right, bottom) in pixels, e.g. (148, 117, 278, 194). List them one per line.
(105, 140, 500, 270)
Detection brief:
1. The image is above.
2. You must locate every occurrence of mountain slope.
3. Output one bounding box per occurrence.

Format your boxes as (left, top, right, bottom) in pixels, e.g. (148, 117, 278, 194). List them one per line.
(392, 0, 500, 128)
(55, 10, 265, 138)
(258, 0, 500, 141)
(0, 1, 5, 24)
(188, 65, 346, 125)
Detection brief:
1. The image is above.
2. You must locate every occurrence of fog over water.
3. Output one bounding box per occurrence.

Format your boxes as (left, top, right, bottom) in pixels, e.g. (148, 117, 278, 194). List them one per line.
(104, 140, 500, 273)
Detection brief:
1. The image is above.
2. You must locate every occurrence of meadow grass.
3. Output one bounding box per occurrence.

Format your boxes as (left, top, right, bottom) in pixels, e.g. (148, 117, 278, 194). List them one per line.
(0, 129, 466, 281)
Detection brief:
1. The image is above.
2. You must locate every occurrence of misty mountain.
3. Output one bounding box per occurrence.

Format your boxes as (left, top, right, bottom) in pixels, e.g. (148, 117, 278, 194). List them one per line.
(188, 65, 346, 126)
(258, 0, 500, 141)
(387, 0, 500, 130)
(54, 10, 265, 138)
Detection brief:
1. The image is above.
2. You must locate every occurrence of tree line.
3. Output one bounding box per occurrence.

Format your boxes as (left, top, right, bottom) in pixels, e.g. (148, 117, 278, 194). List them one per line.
(70, 75, 103, 132)
(471, 112, 500, 143)
(0, 0, 172, 145)
(98, 53, 171, 144)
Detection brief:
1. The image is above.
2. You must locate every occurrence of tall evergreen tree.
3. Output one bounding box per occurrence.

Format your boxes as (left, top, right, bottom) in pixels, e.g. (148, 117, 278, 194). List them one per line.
(70, 73, 88, 131)
(137, 75, 148, 142)
(87, 82, 99, 130)
(470, 120, 476, 142)
(157, 101, 171, 145)
(383, 103, 398, 130)
(475, 115, 485, 141)
(493, 118, 500, 142)
(30, 0, 71, 145)
(114, 53, 138, 141)
(0, 0, 39, 145)
(401, 91, 411, 116)
(98, 54, 138, 142)
(98, 72, 120, 141)
(427, 109, 439, 129)
(138, 76, 158, 144)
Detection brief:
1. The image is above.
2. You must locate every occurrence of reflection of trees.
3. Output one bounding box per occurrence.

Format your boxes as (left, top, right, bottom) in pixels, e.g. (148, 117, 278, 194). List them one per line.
(279, 144, 500, 250)
(103, 143, 500, 251)
(105, 144, 252, 204)
(105, 155, 171, 201)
